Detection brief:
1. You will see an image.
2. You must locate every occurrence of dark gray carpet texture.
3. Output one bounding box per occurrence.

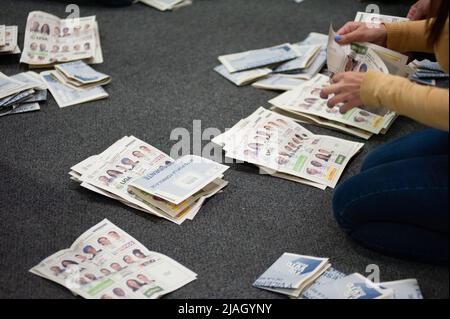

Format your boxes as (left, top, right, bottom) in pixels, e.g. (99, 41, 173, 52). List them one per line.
(0, 0, 448, 299)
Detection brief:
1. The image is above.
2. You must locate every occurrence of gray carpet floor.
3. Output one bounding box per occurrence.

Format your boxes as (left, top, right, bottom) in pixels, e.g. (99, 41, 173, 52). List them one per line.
(0, 0, 448, 299)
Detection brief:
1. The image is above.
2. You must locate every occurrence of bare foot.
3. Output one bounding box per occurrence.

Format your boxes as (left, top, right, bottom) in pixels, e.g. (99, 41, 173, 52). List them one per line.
(407, 0, 431, 20)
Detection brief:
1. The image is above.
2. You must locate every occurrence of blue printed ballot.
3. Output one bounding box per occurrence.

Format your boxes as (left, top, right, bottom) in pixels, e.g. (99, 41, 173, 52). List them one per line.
(300, 267, 347, 299)
(55, 60, 110, 86)
(253, 253, 329, 297)
(41, 71, 108, 108)
(380, 279, 423, 299)
(130, 155, 229, 205)
(218, 43, 299, 73)
(312, 273, 393, 299)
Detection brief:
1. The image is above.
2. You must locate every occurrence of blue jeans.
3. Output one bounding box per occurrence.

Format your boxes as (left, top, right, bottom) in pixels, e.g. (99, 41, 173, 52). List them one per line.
(333, 129, 449, 265)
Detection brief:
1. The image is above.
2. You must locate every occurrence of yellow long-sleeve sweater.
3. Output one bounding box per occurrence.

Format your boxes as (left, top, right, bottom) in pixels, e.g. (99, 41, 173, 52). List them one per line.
(361, 19, 449, 131)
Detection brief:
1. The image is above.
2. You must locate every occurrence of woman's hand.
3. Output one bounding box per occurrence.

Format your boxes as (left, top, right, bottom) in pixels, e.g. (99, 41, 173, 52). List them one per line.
(320, 72, 366, 114)
(335, 22, 388, 47)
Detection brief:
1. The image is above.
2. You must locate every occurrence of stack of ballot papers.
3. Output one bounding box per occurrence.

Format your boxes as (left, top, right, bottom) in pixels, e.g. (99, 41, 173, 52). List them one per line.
(212, 107, 364, 190)
(39, 60, 110, 108)
(269, 74, 398, 140)
(139, 0, 193, 11)
(0, 25, 20, 55)
(20, 11, 103, 67)
(54, 60, 111, 88)
(69, 136, 229, 225)
(253, 253, 331, 297)
(31, 219, 197, 299)
(0, 71, 47, 117)
(409, 59, 449, 86)
(254, 253, 423, 299)
(214, 33, 329, 90)
(215, 34, 326, 88)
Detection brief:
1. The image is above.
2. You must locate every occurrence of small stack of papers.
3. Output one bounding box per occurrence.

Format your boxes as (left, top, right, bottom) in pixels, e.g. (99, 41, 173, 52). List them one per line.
(139, 0, 193, 11)
(215, 36, 326, 88)
(40, 60, 110, 108)
(0, 71, 47, 117)
(409, 59, 449, 86)
(253, 253, 331, 298)
(20, 11, 103, 67)
(31, 219, 197, 299)
(0, 25, 20, 55)
(254, 253, 424, 299)
(213, 107, 364, 190)
(55, 60, 111, 88)
(70, 136, 229, 224)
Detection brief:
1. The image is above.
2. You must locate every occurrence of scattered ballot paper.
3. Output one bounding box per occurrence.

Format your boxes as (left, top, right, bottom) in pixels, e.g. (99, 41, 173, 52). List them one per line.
(20, 11, 103, 67)
(30, 219, 197, 299)
(380, 279, 423, 299)
(70, 136, 228, 224)
(273, 44, 321, 73)
(252, 75, 307, 91)
(40, 70, 108, 108)
(214, 65, 272, 87)
(0, 71, 47, 117)
(218, 43, 299, 73)
(55, 60, 111, 87)
(253, 253, 330, 297)
(311, 273, 393, 299)
(255, 254, 424, 299)
(0, 26, 20, 55)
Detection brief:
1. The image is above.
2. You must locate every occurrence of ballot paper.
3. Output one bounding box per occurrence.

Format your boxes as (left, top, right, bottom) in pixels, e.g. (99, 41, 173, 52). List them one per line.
(70, 136, 228, 224)
(214, 64, 272, 86)
(0, 102, 40, 117)
(252, 75, 307, 91)
(354, 11, 409, 24)
(0, 25, 5, 46)
(253, 253, 330, 298)
(20, 11, 103, 66)
(327, 26, 388, 75)
(130, 155, 228, 205)
(300, 268, 347, 299)
(269, 74, 397, 135)
(380, 279, 423, 299)
(55, 60, 110, 86)
(139, 0, 190, 11)
(30, 219, 197, 299)
(213, 107, 364, 189)
(0, 71, 48, 117)
(40, 70, 108, 108)
(218, 43, 299, 73)
(311, 273, 393, 299)
(302, 271, 423, 300)
(0, 26, 20, 55)
(276, 33, 328, 80)
(0, 72, 34, 100)
(273, 44, 321, 73)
